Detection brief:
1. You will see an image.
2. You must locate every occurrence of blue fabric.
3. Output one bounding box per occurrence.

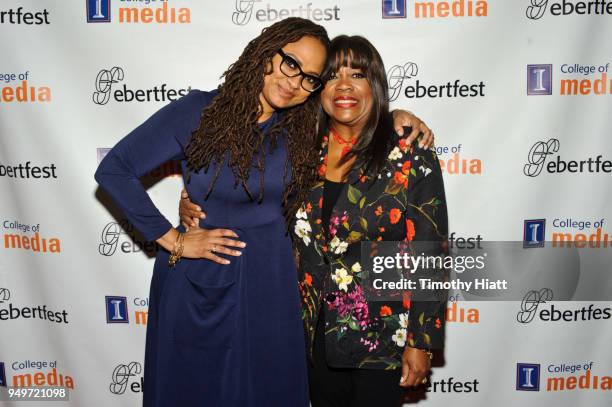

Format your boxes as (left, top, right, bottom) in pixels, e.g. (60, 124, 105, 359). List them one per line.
(95, 90, 309, 407)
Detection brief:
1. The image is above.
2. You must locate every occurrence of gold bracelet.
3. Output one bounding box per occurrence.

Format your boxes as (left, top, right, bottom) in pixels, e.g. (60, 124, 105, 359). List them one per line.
(168, 232, 185, 267)
(417, 348, 433, 360)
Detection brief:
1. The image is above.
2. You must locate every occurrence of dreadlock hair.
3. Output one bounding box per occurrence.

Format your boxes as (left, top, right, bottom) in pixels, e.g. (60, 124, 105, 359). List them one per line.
(185, 17, 330, 227)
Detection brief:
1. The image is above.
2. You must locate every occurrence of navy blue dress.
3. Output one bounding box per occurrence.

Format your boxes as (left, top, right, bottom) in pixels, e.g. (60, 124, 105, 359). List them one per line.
(95, 90, 309, 407)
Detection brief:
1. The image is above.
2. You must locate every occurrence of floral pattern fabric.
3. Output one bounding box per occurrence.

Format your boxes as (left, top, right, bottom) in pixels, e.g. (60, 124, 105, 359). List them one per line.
(292, 131, 448, 369)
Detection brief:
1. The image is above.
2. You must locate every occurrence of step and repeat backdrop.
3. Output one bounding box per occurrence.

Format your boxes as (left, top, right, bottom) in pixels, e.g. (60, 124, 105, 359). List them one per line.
(1, 0, 611, 406)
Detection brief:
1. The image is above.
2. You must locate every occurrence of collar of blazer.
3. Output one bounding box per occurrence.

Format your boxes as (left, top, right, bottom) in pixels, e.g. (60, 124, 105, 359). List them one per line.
(308, 132, 400, 251)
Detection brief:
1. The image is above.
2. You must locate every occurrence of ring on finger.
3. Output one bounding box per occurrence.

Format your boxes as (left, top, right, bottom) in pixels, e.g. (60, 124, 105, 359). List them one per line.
(211, 245, 217, 253)
(421, 377, 428, 384)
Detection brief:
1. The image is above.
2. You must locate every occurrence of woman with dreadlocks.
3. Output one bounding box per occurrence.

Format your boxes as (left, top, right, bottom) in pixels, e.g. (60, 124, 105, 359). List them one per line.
(96, 17, 430, 407)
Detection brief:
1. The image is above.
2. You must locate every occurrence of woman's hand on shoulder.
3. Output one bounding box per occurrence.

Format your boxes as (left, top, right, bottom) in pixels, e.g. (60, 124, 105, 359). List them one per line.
(392, 109, 435, 149)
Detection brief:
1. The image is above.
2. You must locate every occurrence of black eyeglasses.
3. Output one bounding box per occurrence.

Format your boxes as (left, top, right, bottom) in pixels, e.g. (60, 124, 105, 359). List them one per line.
(277, 49, 323, 93)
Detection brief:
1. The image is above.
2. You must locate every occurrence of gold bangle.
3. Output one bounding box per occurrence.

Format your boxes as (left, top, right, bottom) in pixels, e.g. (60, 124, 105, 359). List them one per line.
(168, 232, 185, 267)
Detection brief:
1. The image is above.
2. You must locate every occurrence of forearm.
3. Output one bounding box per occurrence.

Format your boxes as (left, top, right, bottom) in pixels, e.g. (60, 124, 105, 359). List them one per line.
(156, 227, 179, 252)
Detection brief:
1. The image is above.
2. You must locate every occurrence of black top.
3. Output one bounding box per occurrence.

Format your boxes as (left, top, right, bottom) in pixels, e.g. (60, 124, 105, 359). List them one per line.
(322, 179, 346, 234)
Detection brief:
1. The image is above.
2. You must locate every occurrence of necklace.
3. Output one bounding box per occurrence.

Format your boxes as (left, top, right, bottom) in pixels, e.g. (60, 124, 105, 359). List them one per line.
(329, 127, 356, 157)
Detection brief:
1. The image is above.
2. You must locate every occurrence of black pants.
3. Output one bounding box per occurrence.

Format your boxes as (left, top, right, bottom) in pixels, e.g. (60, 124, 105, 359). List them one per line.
(307, 310, 404, 407)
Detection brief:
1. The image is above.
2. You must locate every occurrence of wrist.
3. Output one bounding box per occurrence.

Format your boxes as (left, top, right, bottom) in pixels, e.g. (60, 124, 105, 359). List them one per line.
(168, 231, 185, 267)
(156, 228, 179, 252)
(405, 345, 433, 359)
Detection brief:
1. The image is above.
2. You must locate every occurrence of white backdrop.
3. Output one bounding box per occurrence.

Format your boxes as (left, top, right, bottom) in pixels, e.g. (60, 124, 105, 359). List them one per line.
(1, 0, 611, 406)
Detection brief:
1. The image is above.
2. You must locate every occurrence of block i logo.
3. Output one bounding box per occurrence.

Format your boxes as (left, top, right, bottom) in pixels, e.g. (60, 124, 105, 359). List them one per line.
(87, 0, 111, 23)
(527, 64, 552, 95)
(523, 219, 546, 248)
(516, 363, 540, 391)
(0, 362, 6, 387)
(382, 0, 407, 18)
(105, 296, 129, 323)
(524, 219, 546, 248)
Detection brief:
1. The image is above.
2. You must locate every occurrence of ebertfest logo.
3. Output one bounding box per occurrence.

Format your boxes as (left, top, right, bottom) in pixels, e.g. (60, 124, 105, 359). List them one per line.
(524, 138, 612, 177)
(0, 288, 10, 304)
(386, 62, 485, 102)
(99, 220, 158, 256)
(516, 288, 611, 323)
(109, 362, 143, 394)
(0, 288, 69, 324)
(232, 0, 340, 25)
(92, 67, 191, 105)
(526, 0, 612, 20)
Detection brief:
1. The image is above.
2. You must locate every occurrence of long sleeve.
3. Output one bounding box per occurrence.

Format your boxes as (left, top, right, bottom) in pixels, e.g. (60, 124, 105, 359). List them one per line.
(94, 90, 214, 242)
(405, 146, 448, 350)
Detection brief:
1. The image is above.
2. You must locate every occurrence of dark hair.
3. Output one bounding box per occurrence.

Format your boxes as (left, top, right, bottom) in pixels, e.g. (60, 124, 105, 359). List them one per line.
(185, 17, 330, 225)
(317, 35, 393, 177)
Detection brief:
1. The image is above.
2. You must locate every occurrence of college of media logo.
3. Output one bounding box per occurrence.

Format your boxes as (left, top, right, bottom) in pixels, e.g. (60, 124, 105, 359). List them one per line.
(516, 288, 611, 323)
(551, 217, 612, 248)
(523, 217, 612, 248)
(527, 63, 612, 96)
(387, 62, 486, 102)
(105, 296, 148, 325)
(0, 362, 6, 387)
(0, 71, 51, 103)
(2, 220, 61, 254)
(526, 0, 612, 20)
(99, 220, 158, 256)
(517, 363, 541, 391)
(93, 67, 191, 105)
(517, 361, 611, 391)
(527, 64, 552, 95)
(524, 138, 612, 177)
(435, 144, 483, 175)
(382, 0, 488, 19)
(6, 360, 74, 389)
(110, 362, 143, 394)
(523, 219, 545, 248)
(232, 0, 341, 25)
(86, 0, 191, 24)
(0, 7, 50, 25)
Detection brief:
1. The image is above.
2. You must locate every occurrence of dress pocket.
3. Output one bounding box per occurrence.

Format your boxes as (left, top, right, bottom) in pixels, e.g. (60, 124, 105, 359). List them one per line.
(172, 258, 240, 349)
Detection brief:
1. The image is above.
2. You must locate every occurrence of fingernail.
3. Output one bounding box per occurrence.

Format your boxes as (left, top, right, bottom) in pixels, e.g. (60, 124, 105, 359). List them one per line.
(201, 214, 205, 218)
(196, 206, 201, 211)
(240, 242, 247, 248)
(224, 260, 230, 265)
(236, 251, 242, 256)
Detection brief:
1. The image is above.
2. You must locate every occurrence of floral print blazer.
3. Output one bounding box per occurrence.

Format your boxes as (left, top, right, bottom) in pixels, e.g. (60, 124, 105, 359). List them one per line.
(292, 130, 448, 369)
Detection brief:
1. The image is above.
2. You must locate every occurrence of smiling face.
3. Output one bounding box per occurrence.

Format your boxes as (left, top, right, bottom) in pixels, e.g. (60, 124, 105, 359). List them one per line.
(259, 35, 326, 116)
(320, 55, 374, 133)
